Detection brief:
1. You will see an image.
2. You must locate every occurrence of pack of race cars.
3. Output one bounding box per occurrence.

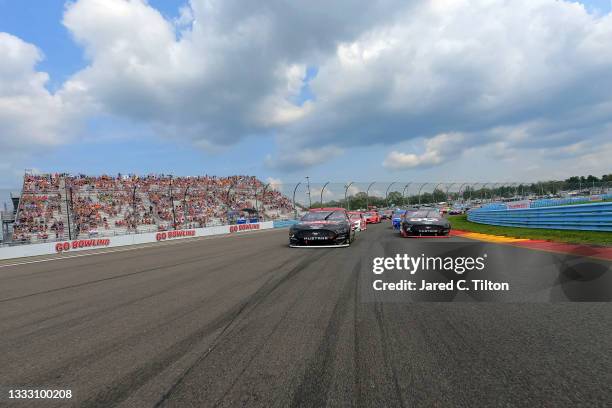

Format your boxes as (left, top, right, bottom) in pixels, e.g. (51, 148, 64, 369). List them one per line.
(288, 206, 451, 247)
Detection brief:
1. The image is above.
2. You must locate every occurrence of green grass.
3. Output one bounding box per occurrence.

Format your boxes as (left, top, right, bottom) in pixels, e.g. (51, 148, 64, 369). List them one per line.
(448, 215, 612, 246)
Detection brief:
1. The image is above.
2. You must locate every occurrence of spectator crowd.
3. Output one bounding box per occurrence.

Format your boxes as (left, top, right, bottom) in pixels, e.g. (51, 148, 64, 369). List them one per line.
(10, 173, 294, 244)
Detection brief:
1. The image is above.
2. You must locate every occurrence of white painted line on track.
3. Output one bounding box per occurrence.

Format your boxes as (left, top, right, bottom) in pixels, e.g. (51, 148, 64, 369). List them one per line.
(0, 228, 284, 269)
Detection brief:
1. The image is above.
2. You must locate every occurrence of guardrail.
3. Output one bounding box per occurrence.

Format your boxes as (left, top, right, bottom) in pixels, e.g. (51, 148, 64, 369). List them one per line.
(467, 202, 612, 232)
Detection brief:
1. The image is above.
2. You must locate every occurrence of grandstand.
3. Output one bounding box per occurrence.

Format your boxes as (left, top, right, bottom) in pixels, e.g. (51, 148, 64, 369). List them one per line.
(8, 174, 294, 244)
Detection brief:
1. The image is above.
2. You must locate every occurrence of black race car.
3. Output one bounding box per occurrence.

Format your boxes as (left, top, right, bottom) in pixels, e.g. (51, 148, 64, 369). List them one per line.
(399, 209, 451, 237)
(289, 208, 355, 247)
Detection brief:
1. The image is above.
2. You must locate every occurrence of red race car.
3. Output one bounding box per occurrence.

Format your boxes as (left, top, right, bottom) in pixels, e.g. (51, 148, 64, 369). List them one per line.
(347, 211, 367, 231)
(363, 211, 381, 224)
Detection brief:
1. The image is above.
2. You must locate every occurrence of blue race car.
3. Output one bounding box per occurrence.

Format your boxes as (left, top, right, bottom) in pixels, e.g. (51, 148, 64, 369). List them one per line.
(391, 209, 407, 230)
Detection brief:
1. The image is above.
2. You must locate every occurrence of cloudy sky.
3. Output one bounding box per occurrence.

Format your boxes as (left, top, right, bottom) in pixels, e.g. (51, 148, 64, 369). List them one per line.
(1, 0, 611, 188)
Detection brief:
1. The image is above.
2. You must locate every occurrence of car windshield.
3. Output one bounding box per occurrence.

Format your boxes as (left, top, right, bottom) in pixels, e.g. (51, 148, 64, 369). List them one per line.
(409, 210, 440, 218)
(301, 211, 346, 221)
(348, 214, 361, 219)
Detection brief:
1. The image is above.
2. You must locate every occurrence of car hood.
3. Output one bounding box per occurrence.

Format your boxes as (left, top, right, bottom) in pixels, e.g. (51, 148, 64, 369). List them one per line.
(291, 221, 349, 231)
(402, 217, 449, 226)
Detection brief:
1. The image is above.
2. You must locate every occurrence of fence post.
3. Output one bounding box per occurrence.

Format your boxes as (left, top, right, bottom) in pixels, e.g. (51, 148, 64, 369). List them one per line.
(444, 183, 454, 202)
(432, 183, 443, 203)
(366, 182, 376, 209)
(344, 182, 354, 210)
(418, 183, 428, 205)
(481, 183, 491, 201)
(469, 183, 480, 201)
(320, 182, 329, 208)
(456, 183, 468, 203)
(292, 182, 301, 219)
(385, 182, 397, 207)
(402, 182, 412, 205)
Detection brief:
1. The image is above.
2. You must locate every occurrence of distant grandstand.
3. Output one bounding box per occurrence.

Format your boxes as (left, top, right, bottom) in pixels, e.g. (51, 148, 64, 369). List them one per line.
(8, 173, 294, 244)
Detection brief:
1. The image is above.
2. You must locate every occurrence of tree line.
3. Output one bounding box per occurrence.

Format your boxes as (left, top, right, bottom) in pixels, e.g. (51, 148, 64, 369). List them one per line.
(306, 174, 611, 209)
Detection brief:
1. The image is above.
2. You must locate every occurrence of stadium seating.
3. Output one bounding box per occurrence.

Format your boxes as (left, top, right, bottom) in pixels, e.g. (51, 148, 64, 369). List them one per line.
(12, 174, 294, 243)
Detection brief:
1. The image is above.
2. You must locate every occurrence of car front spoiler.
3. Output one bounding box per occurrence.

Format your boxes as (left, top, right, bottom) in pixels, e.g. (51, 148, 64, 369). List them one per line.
(289, 243, 350, 248)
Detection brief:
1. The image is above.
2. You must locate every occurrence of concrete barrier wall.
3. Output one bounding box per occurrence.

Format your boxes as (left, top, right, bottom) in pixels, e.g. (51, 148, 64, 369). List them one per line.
(0, 221, 274, 261)
(467, 202, 612, 232)
(273, 219, 299, 228)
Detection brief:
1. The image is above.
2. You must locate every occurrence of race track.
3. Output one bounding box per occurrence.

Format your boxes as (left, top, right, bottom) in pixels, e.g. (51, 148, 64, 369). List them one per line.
(1, 224, 611, 407)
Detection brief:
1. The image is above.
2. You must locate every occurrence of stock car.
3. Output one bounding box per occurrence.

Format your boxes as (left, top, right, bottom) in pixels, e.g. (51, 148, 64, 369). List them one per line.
(363, 211, 381, 224)
(289, 207, 356, 247)
(380, 209, 393, 220)
(399, 209, 451, 237)
(391, 209, 407, 230)
(347, 211, 367, 231)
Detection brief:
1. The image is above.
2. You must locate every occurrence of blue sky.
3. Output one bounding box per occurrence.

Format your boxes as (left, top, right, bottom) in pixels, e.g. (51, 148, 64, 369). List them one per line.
(0, 0, 611, 190)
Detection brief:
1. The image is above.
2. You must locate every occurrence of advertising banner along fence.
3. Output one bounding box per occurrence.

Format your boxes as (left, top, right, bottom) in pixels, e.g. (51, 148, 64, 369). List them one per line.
(0, 221, 274, 261)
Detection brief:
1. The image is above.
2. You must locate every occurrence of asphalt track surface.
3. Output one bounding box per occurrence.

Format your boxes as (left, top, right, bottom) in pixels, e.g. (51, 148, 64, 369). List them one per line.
(1, 224, 611, 407)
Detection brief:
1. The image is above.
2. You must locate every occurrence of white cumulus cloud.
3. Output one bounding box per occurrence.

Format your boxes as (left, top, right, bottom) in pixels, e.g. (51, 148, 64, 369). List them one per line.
(2, 0, 612, 179)
(0, 33, 78, 153)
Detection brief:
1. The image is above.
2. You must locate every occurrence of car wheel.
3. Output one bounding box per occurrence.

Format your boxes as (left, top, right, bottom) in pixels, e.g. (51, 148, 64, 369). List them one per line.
(347, 230, 355, 245)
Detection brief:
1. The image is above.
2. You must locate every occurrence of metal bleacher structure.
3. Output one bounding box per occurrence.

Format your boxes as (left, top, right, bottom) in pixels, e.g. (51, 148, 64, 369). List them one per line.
(468, 196, 612, 232)
(7, 174, 295, 245)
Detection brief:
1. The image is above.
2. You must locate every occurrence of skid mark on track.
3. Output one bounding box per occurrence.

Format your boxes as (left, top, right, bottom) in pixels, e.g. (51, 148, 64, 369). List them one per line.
(352, 259, 363, 406)
(291, 259, 360, 407)
(2, 256, 268, 344)
(0, 246, 248, 303)
(3, 241, 274, 329)
(209, 253, 339, 407)
(372, 301, 406, 408)
(150, 249, 334, 408)
(10, 251, 304, 390)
